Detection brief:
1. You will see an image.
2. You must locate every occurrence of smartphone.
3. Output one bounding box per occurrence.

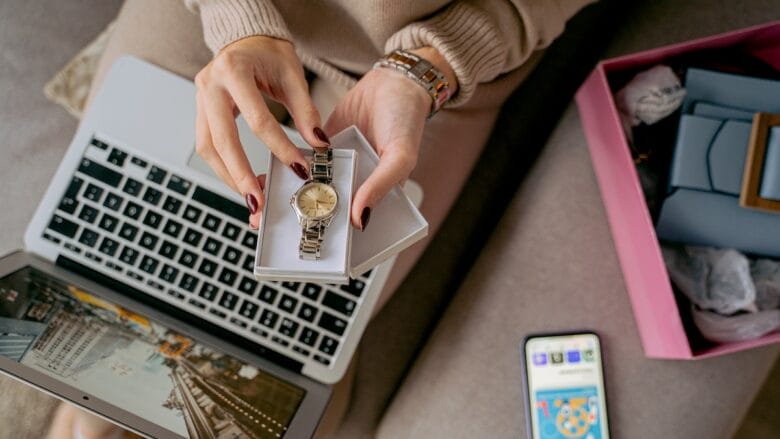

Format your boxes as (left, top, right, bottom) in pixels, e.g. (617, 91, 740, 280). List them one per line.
(520, 331, 610, 439)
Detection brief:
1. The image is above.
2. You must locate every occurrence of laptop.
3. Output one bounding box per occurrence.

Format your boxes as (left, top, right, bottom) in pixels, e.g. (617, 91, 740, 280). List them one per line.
(0, 56, 418, 438)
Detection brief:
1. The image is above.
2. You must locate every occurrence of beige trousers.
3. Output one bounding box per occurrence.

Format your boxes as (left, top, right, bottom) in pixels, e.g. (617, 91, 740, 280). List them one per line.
(86, 0, 536, 435)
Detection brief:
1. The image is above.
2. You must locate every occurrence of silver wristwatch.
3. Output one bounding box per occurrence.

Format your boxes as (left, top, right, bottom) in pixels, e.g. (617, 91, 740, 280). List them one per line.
(290, 148, 339, 260)
(373, 49, 451, 118)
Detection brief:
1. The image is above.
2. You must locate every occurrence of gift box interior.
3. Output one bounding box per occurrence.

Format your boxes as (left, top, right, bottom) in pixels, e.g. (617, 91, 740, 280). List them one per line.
(576, 21, 780, 359)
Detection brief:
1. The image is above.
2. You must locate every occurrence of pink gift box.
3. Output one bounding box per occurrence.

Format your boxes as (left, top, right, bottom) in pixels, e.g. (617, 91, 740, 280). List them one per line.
(576, 21, 780, 359)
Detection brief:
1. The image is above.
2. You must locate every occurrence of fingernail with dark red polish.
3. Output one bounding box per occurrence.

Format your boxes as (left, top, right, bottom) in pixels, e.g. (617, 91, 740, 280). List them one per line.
(360, 207, 371, 231)
(245, 194, 259, 215)
(313, 127, 330, 146)
(291, 163, 309, 180)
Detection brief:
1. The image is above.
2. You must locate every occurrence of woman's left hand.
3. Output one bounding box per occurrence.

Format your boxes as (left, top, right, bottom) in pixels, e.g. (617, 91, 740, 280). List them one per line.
(324, 48, 457, 231)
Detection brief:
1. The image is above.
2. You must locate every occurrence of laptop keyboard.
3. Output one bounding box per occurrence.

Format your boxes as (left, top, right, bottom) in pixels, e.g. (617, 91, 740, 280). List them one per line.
(42, 136, 373, 368)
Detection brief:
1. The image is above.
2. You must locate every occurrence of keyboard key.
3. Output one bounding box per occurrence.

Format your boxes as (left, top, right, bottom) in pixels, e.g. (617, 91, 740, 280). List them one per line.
(85, 251, 103, 263)
(142, 210, 163, 229)
(271, 336, 290, 348)
(282, 282, 301, 292)
(126, 271, 144, 282)
(163, 219, 183, 238)
(118, 223, 139, 242)
(48, 215, 79, 238)
(182, 205, 202, 223)
(64, 243, 82, 254)
(203, 237, 222, 256)
(166, 174, 192, 195)
(192, 186, 247, 223)
(122, 178, 143, 197)
(237, 276, 258, 295)
(78, 205, 99, 224)
(301, 284, 322, 301)
(238, 300, 259, 320)
(98, 237, 119, 257)
(78, 228, 99, 248)
(222, 223, 241, 240)
(65, 176, 84, 197)
(313, 355, 331, 366)
(340, 278, 366, 297)
(103, 193, 123, 211)
(223, 246, 241, 264)
(209, 308, 227, 319)
(183, 228, 203, 247)
(139, 232, 158, 251)
(89, 138, 108, 150)
(139, 255, 160, 274)
(142, 187, 162, 206)
(162, 196, 182, 215)
(188, 298, 206, 310)
(318, 335, 339, 355)
(107, 148, 128, 167)
(218, 291, 238, 310)
(230, 317, 248, 329)
(198, 258, 218, 277)
(199, 282, 219, 301)
(318, 312, 347, 336)
(258, 286, 278, 305)
(292, 346, 310, 357)
(159, 241, 179, 259)
(159, 264, 179, 284)
(131, 156, 148, 168)
(279, 318, 299, 338)
(179, 274, 199, 292)
(259, 309, 279, 329)
(168, 290, 186, 301)
(242, 254, 255, 272)
(298, 303, 318, 323)
(202, 214, 221, 232)
(217, 267, 238, 287)
(58, 196, 78, 214)
(251, 326, 269, 338)
(322, 291, 357, 317)
(119, 246, 139, 265)
(42, 233, 61, 244)
(241, 231, 257, 250)
(78, 158, 122, 187)
(279, 295, 298, 313)
(147, 166, 167, 184)
(84, 183, 104, 202)
(179, 249, 198, 268)
(123, 201, 143, 220)
(98, 214, 119, 233)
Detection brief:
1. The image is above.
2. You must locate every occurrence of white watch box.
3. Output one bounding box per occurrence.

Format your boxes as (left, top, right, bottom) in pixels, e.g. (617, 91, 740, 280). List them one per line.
(254, 126, 429, 284)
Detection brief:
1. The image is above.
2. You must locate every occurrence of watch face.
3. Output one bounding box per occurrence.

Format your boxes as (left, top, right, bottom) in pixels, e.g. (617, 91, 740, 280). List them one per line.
(295, 182, 338, 219)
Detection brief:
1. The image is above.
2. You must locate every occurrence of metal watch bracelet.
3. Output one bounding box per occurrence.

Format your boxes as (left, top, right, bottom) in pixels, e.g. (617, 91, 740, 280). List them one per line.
(299, 148, 334, 260)
(373, 49, 451, 118)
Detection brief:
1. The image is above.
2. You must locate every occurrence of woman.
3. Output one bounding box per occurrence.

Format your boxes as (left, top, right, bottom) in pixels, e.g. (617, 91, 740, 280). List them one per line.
(49, 0, 592, 437)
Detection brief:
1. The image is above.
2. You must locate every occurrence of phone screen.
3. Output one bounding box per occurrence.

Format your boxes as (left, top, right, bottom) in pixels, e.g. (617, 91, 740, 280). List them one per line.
(523, 333, 609, 439)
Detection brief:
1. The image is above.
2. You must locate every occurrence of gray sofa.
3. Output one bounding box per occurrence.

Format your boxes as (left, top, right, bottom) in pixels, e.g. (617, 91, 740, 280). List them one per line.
(0, 1, 778, 438)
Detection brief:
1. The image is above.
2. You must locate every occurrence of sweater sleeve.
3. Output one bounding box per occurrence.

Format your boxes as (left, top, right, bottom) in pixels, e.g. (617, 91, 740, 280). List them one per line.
(385, 0, 595, 106)
(185, 0, 292, 54)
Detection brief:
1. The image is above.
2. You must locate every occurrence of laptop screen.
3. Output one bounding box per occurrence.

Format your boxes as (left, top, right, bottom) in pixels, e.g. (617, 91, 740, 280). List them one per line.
(0, 266, 305, 438)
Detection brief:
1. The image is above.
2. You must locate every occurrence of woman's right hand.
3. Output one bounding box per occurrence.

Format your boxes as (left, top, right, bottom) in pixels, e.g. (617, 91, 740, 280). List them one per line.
(194, 35, 330, 228)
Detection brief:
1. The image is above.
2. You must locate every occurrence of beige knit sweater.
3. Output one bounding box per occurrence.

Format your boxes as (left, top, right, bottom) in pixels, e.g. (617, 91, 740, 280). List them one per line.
(186, 0, 594, 106)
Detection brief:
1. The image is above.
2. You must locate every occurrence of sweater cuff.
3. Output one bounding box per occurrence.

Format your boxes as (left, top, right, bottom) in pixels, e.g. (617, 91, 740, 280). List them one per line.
(384, 2, 507, 107)
(195, 0, 292, 54)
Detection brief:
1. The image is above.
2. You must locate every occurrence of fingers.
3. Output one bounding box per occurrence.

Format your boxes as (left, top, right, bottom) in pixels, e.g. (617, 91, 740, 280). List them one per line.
(195, 91, 237, 193)
(351, 146, 417, 230)
(202, 86, 266, 228)
(281, 73, 330, 149)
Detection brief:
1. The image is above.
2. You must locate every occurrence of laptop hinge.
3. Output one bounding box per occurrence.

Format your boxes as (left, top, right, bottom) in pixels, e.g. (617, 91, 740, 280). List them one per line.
(55, 255, 304, 374)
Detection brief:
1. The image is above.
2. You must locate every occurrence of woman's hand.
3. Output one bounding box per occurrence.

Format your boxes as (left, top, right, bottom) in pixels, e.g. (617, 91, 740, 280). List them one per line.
(325, 47, 457, 230)
(194, 36, 329, 228)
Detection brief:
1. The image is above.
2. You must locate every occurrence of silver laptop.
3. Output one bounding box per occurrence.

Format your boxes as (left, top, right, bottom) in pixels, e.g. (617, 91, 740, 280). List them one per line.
(0, 56, 407, 438)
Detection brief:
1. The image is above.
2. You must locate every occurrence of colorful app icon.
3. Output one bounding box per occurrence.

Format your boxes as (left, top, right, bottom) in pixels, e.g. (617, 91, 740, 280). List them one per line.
(550, 351, 564, 364)
(566, 350, 581, 363)
(532, 352, 547, 366)
(583, 349, 595, 362)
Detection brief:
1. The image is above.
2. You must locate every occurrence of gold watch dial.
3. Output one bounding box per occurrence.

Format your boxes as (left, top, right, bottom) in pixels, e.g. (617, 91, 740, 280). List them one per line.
(297, 182, 337, 218)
